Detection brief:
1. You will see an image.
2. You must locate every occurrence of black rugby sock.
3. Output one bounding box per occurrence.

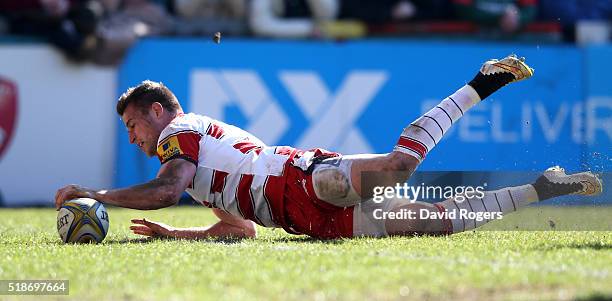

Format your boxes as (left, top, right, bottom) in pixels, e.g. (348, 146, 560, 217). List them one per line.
(468, 72, 515, 100)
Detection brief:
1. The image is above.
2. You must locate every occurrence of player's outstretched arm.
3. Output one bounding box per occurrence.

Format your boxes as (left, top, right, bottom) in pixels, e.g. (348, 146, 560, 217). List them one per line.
(130, 209, 257, 239)
(55, 159, 196, 210)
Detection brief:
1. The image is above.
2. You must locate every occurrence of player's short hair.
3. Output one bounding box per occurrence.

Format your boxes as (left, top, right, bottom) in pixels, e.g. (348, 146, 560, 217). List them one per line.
(116, 80, 181, 116)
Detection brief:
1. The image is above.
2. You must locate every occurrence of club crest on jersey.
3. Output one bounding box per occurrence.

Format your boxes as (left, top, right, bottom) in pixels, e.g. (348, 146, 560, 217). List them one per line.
(157, 136, 183, 162)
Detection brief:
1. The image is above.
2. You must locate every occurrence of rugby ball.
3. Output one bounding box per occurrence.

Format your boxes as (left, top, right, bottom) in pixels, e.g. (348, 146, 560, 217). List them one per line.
(57, 198, 109, 243)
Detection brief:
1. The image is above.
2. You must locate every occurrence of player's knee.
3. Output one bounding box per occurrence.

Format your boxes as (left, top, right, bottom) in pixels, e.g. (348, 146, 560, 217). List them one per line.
(386, 219, 430, 236)
(383, 152, 419, 172)
(385, 204, 439, 236)
(312, 167, 351, 201)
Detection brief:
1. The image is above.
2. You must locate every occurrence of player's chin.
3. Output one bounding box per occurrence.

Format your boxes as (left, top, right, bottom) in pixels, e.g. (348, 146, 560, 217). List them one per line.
(144, 148, 156, 157)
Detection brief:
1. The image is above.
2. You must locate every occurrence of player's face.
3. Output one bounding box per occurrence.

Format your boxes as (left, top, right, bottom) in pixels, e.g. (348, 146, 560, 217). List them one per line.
(122, 104, 164, 157)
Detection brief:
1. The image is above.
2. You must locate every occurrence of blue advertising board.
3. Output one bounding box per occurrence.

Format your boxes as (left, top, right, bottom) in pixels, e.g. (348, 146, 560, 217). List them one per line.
(116, 39, 610, 188)
(584, 46, 612, 172)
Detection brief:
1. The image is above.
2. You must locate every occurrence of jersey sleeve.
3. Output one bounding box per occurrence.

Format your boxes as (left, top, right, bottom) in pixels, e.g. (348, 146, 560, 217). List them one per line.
(156, 131, 202, 165)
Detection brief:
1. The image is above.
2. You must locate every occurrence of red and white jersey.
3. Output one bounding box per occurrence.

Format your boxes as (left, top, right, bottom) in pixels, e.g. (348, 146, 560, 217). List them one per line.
(155, 113, 297, 228)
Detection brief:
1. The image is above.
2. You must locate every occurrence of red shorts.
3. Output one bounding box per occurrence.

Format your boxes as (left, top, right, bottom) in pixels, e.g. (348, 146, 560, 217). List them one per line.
(282, 160, 354, 239)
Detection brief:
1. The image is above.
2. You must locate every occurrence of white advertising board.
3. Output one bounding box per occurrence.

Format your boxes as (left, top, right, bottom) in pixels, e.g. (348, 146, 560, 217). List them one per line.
(0, 45, 116, 206)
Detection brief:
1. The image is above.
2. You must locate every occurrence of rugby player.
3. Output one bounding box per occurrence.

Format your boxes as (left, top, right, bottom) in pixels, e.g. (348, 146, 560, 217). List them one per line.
(55, 55, 603, 239)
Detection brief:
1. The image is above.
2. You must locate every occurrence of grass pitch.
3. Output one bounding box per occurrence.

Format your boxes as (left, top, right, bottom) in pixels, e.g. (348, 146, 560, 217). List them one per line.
(1, 207, 611, 301)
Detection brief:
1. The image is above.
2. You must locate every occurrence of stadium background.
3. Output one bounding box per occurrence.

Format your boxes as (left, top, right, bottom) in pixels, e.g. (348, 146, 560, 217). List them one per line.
(0, 0, 610, 207)
(1, 2, 611, 300)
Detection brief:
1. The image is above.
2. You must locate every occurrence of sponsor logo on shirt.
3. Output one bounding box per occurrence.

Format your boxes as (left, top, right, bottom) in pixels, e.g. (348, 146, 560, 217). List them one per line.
(157, 136, 183, 162)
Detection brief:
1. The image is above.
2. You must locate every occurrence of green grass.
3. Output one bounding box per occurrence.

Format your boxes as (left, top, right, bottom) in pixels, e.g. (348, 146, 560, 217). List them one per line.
(1, 207, 611, 301)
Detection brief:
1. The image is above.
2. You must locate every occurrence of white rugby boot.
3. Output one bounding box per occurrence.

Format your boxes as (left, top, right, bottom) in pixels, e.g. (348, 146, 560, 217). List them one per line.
(532, 166, 603, 201)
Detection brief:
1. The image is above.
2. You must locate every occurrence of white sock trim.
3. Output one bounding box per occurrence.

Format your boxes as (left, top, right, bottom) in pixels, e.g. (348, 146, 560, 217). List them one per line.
(452, 85, 481, 107)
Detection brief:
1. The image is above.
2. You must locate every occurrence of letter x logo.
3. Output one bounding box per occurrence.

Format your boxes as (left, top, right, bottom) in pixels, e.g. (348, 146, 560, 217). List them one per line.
(280, 71, 387, 153)
(190, 69, 388, 153)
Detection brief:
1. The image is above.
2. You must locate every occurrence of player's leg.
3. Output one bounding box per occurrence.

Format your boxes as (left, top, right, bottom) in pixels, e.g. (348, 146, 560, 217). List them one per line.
(349, 55, 535, 197)
(312, 55, 534, 208)
(381, 167, 603, 236)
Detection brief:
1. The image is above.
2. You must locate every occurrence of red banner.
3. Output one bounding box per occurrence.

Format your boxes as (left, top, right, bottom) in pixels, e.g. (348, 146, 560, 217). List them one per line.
(0, 77, 17, 160)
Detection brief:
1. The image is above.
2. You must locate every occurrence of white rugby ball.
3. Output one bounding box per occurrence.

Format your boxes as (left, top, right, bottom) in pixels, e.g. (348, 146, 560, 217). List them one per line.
(57, 198, 109, 243)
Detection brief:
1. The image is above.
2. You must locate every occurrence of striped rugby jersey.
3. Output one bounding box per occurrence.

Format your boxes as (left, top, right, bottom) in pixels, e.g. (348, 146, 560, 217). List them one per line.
(156, 113, 299, 228)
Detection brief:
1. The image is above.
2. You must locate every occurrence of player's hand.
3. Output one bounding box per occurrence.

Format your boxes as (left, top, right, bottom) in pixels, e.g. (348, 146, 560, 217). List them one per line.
(54, 184, 96, 210)
(130, 218, 176, 238)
